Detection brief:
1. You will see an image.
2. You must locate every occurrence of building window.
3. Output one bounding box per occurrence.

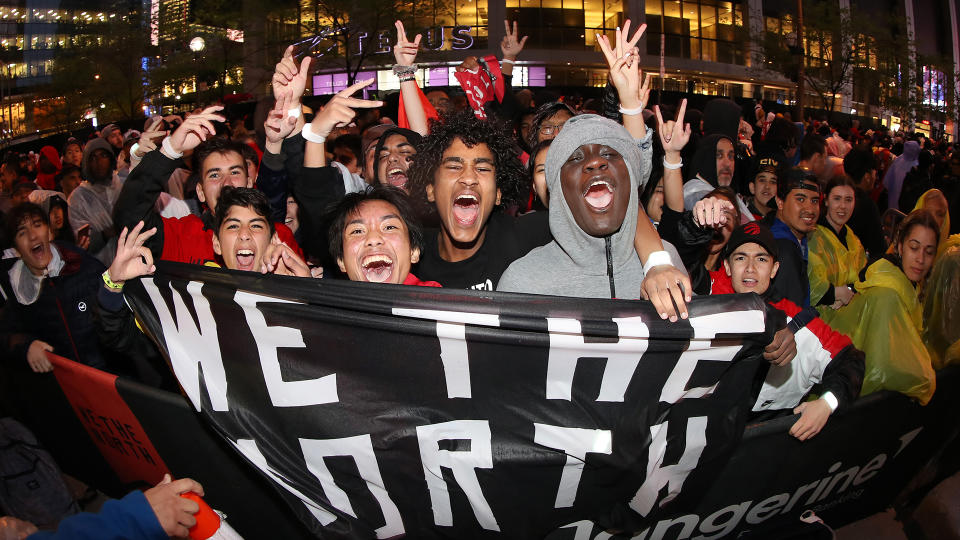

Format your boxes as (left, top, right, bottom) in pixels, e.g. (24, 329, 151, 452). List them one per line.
(646, 0, 745, 65)
(505, 0, 622, 50)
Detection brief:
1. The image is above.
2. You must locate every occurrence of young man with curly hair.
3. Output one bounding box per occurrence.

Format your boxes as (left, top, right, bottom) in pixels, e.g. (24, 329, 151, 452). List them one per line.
(405, 111, 549, 290)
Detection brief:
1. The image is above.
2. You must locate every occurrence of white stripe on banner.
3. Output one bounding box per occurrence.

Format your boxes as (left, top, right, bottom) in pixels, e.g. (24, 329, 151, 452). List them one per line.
(688, 310, 766, 339)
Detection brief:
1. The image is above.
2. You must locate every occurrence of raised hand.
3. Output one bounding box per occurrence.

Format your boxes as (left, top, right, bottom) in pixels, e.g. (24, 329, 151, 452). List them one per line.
(692, 196, 735, 229)
(394, 21, 421, 67)
(307, 79, 383, 141)
(501, 20, 528, 60)
(597, 20, 646, 108)
(273, 44, 312, 105)
(164, 105, 224, 157)
(265, 90, 300, 145)
(107, 221, 157, 284)
(655, 99, 692, 156)
(262, 238, 311, 277)
(133, 120, 167, 159)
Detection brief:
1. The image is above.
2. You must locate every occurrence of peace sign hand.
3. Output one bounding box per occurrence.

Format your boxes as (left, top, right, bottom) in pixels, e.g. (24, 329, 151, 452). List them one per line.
(597, 20, 646, 108)
(394, 21, 421, 67)
(501, 20, 528, 60)
(308, 79, 383, 142)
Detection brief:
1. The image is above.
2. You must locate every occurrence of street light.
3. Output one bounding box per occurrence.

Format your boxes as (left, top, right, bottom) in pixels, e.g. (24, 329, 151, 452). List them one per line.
(189, 37, 205, 53)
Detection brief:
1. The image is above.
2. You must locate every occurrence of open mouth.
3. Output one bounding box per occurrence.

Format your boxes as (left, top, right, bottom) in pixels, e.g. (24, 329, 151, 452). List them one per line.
(582, 179, 614, 210)
(386, 167, 408, 189)
(31, 243, 44, 257)
(284, 216, 293, 224)
(452, 194, 480, 226)
(235, 248, 256, 271)
(361, 254, 394, 283)
(741, 278, 758, 288)
(800, 214, 816, 226)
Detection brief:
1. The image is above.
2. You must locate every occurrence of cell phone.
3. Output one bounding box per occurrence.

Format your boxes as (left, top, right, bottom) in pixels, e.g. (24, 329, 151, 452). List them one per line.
(76, 224, 91, 244)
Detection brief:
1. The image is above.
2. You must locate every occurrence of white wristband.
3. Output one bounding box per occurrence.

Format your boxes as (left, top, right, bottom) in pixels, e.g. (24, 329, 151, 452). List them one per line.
(619, 104, 644, 116)
(663, 157, 683, 170)
(642, 250, 673, 275)
(822, 392, 838, 413)
(129, 142, 141, 158)
(161, 137, 183, 159)
(500, 58, 515, 64)
(301, 122, 326, 144)
(287, 106, 302, 119)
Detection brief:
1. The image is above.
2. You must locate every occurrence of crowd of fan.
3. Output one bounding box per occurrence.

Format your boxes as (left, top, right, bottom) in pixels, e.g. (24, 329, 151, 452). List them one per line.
(1, 19, 959, 537)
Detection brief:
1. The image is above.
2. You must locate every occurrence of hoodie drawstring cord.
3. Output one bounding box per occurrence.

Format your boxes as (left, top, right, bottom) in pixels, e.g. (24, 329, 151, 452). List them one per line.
(605, 236, 616, 298)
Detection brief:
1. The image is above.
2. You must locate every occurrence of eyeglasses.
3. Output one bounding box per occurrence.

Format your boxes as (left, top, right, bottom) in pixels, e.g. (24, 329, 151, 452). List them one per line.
(539, 123, 565, 136)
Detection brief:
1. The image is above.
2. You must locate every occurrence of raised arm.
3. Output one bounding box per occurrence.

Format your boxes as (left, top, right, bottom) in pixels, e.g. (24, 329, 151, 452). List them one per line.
(270, 44, 311, 146)
(500, 20, 528, 78)
(655, 99, 691, 212)
(596, 20, 650, 140)
(394, 21, 429, 136)
(303, 79, 383, 168)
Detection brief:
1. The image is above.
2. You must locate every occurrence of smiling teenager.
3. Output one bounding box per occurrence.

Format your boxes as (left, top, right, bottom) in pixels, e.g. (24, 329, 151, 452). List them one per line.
(770, 168, 822, 307)
(807, 175, 867, 317)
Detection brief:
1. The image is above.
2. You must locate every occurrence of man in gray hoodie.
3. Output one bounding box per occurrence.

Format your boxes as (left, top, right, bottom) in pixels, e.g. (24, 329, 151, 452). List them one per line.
(498, 115, 684, 298)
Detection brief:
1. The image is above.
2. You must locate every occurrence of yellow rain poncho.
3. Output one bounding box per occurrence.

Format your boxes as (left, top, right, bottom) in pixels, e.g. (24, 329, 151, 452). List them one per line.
(828, 257, 936, 405)
(923, 246, 960, 370)
(808, 224, 867, 317)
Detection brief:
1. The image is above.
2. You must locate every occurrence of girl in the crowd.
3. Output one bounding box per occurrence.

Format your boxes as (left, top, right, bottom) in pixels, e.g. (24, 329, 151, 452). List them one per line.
(828, 209, 941, 405)
(526, 101, 575, 149)
(909, 188, 957, 254)
(808, 175, 867, 320)
(524, 138, 552, 211)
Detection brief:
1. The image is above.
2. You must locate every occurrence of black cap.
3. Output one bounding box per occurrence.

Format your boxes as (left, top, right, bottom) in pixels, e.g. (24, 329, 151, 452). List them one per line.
(723, 222, 779, 260)
(777, 167, 821, 200)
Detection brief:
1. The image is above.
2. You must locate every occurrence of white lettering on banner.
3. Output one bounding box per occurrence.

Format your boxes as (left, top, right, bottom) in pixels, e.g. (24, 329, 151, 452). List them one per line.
(545, 317, 650, 402)
(416, 420, 500, 531)
(235, 291, 338, 407)
(142, 279, 228, 412)
(533, 424, 613, 508)
(630, 417, 708, 517)
(391, 309, 501, 399)
(628, 428, 922, 539)
(686, 310, 765, 338)
(299, 435, 404, 538)
(233, 439, 337, 526)
(659, 344, 744, 404)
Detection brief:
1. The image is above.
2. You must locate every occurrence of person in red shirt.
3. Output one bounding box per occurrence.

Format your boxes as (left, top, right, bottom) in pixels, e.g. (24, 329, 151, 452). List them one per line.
(113, 106, 300, 266)
(326, 185, 440, 287)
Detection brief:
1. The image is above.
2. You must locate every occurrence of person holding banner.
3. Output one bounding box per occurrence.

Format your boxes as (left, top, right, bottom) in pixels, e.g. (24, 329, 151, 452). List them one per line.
(326, 184, 440, 286)
(8, 474, 206, 539)
(113, 107, 301, 267)
(711, 223, 864, 441)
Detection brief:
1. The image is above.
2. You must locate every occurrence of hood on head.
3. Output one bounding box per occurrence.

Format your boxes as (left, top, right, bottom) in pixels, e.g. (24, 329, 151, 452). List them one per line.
(544, 114, 643, 269)
(39, 146, 62, 171)
(902, 140, 921, 165)
(81, 137, 116, 182)
(688, 133, 733, 187)
(702, 98, 742, 141)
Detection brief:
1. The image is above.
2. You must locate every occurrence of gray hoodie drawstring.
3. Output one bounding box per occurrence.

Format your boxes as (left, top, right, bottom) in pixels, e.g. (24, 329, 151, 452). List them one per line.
(605, 236, 616, 298)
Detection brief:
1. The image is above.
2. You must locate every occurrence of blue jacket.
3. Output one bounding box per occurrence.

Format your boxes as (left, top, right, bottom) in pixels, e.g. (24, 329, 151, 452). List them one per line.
(28, 491, 166, 540)
(770, 218, 812, 307)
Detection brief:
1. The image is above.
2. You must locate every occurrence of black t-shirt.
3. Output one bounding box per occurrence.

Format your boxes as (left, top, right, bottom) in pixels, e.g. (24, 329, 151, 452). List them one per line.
(415, 211, 551, 290)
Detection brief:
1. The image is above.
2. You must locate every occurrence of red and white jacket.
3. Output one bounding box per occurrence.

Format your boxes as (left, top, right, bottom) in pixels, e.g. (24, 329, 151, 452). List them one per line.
(710, 270, 865, 412)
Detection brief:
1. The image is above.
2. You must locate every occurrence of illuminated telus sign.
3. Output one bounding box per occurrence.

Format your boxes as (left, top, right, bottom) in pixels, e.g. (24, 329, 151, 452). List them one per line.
(355, 25, 474, 56)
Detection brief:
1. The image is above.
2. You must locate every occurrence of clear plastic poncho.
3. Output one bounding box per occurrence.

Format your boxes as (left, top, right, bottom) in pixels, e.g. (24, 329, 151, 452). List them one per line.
(828, 257, 936, 405)
(923, 246, 960, 370)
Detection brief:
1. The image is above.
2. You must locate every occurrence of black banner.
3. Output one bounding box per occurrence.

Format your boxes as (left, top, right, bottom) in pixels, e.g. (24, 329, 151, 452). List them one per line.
(124, 262, 774, 538)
